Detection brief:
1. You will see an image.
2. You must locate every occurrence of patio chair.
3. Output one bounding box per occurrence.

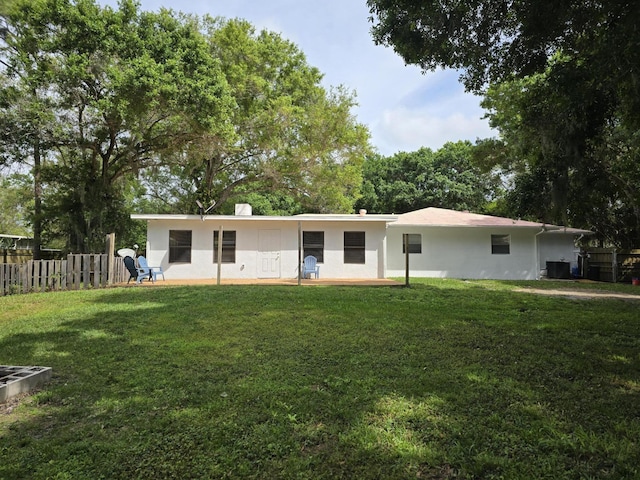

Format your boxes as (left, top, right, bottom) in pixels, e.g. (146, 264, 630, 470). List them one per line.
(302, 255, 320, 279)
(123, 256, 138, 284)
(137, 256, 165, 282)
(123, 256, 153, 284)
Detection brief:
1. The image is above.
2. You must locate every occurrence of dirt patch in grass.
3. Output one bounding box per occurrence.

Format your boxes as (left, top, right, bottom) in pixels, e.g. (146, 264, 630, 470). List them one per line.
(515, 287, 640, 301)
(0, 391, 31, 416)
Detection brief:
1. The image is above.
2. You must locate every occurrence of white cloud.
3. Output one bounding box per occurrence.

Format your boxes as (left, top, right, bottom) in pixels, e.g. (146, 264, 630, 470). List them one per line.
(375, 105, 495, 154)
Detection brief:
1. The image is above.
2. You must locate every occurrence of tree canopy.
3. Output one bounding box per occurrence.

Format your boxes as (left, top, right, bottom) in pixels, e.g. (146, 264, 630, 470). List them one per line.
(367, 0, 640, 100)
(368, 0, 640, 246)
(356, 141, 496, 214)
(147, 18, 370, 215)
(1, 1, 371, 253)
(482, 70, 640, 247)
(0, 173, 32, 235)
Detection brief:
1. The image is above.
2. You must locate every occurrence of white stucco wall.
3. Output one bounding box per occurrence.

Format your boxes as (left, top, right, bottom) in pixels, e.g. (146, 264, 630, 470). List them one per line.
(140, 218, 388, 280)
(386, 226, 540, 280)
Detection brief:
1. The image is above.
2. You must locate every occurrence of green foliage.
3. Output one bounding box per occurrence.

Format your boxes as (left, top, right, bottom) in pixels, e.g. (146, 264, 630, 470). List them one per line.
(368, 0, 640, 246)
(1, 281, 639, 478)
(229, 191, 304, 216)
(147, 18, 370, 215)
(367, 0, 640, 100)
(0, 172, 32, 235)
(482, 63, 640, 246)
(3, 5, 371, 241)
(1, 0, 235, 252)
(357, 142, 495, 213)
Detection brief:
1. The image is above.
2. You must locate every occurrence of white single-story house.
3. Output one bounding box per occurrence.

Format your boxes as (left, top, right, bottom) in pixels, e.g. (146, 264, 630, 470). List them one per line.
(131, 205, 591, 281)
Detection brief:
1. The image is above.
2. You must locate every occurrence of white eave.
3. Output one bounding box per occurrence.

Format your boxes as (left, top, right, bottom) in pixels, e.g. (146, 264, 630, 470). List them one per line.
(130, 207, 592, 235)
(130, 214, 398, 223)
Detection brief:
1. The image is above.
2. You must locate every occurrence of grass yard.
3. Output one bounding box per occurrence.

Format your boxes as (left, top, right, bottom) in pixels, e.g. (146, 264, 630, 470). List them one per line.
(1, 279, 639, 479)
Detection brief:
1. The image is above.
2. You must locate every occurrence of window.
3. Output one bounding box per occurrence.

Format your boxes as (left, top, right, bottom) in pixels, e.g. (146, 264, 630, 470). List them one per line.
(491, 234, 510, 254)
(213, 230, 236, 263)
(169, 230, 192, 263)
(402, 233, 422, 254)
(344, 231, 365, 264)
(303, 231, 324, 262)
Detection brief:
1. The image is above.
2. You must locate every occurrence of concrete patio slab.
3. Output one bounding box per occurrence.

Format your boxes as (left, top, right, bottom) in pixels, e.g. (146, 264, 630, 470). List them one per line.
(122, 278, 403, 287)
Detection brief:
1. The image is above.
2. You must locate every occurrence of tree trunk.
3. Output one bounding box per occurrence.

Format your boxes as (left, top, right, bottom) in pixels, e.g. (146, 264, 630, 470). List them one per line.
(33, 136, 42, 260)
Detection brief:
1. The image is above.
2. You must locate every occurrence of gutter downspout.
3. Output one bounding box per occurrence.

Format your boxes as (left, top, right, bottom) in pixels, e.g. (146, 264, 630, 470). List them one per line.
(535, 226, 546, 280)
(576, 234, 585, 278)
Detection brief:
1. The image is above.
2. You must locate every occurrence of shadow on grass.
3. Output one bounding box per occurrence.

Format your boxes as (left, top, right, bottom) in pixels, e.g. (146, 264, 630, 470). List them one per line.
(1, 282, 639, 479)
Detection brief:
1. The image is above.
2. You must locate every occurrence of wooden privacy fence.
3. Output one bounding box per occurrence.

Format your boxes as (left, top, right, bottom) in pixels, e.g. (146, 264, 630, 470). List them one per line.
(0, 249, 62, 264)
(0, 254, 129, 296)
(584, 248, 640, 283)
(0, 249, 33, 264)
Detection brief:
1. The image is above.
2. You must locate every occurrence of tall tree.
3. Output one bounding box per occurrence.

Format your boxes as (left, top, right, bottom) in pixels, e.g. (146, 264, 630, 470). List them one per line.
(0, 0, 57, 258)
(1, 0, 234, 252)
(482, 67, 640, 247)
(147, 18, 370, 215)
(481, 59, 610, 221)
(368, 0, 640, 244)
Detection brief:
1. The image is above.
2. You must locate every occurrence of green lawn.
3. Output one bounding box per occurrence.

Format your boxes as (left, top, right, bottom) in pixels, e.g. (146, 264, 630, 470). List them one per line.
(1, 279, 639, 479)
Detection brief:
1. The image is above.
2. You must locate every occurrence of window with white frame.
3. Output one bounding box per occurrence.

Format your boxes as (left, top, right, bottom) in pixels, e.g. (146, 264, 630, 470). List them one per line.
(402, 233, 422, 254)
(491, 234, 510, 254)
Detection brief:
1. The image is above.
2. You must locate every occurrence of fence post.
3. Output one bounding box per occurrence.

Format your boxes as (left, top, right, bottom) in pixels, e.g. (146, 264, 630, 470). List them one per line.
(92, 255, 100, 288)
(19, 263, 26, 294)
(61, 258, 68, 290)
(404, 233, 410, 287)
(106, 233, 115, 285)
(67, 254, 78, 290)
(612, 250, 618, 283)
(82, 254, 90, 289)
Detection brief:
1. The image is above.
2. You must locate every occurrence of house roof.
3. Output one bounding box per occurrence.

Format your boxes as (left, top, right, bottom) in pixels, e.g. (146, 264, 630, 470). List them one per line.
(131, 208, 592, 235)
(392, 207, 592, 234)
(130, 213, 398, 223)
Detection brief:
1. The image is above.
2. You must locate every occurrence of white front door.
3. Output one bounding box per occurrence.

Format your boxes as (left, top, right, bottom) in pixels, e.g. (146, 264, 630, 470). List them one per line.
(258, 229, 281, 278)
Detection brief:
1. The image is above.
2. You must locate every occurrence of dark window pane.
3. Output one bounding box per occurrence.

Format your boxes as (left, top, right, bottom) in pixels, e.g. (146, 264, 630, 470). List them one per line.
(214, 231, 236, 263)
(402, 233, 422, 254)
(344, 231, 365, 247)
(169, 230, 192, 263)
(491, 235, 510, 255)
(303, 231, 324, 263)
(344, 231, 365, 264)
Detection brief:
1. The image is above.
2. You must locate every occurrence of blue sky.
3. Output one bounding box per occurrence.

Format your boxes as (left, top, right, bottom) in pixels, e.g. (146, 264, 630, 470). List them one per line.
(99, 0, 495, 155)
